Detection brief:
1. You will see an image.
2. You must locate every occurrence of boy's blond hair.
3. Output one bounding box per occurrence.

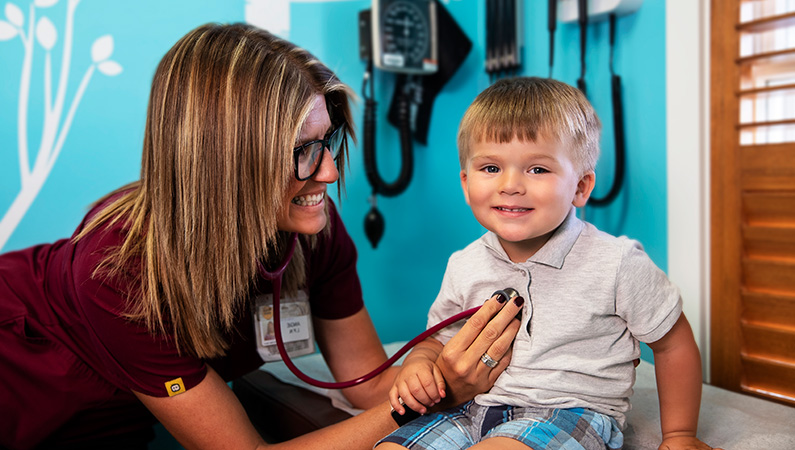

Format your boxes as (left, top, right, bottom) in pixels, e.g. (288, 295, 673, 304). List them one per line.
(457, 77, 601, 176)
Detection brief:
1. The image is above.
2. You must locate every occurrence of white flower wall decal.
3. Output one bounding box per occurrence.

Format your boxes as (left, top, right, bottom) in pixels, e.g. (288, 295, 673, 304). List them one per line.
(0, 0, 121, 250)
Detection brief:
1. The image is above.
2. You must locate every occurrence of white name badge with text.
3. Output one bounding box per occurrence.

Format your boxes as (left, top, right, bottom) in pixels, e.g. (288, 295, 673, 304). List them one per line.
(253, 290, 315, 362)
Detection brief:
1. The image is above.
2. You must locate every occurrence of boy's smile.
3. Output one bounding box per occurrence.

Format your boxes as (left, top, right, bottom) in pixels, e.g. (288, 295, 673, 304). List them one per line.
(460, 136, 595, 263)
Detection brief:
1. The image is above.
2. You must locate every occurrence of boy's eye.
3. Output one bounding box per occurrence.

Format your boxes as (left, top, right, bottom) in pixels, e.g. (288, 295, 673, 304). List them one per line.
(529, 167, 549, 174)
(483, 165, 500, 174)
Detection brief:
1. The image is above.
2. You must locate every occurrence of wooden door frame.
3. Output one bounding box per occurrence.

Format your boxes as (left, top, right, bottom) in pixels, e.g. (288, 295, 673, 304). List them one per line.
(708, 0, 744, 390)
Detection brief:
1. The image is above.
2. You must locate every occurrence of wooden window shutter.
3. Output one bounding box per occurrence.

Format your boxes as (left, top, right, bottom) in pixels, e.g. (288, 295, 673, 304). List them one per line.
(711, 0, 795, 407)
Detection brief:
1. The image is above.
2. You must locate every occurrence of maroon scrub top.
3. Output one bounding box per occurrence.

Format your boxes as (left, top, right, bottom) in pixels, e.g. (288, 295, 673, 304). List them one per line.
(0, 195, 363, 449)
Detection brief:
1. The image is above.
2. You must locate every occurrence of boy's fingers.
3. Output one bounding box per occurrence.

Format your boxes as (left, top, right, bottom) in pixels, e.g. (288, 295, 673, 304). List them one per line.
(433, 366, 446, 399)
(399, 387, 427, 414)
(389, 386, 404, 415)
(404, 377, 433, 412)
(418, 372, 441, 404)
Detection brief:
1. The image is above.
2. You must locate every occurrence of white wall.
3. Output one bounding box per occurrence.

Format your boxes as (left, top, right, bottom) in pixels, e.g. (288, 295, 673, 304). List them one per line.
(666, 0, 711, 381)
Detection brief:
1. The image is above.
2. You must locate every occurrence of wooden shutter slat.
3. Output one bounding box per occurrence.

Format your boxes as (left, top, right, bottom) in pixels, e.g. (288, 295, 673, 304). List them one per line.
(744, 224, 795, 258)
(740, 355, 795, 406)
(738, 83, 795, 96)
(738, 47, 795, 64)
(743, 258, 795, 293)
(741, 321, 795, 362)
(742, 289, 795, 327)
(738, 12, 795, 33)
(738, 118, 795, 128)
(743, 192, 795, 224)
(741, 144, 795, 190)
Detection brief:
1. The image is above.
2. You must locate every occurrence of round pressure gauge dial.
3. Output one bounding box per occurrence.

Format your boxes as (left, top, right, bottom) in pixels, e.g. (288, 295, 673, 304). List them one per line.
(373, 0, 437, 74)
(382, 1, 429, 66)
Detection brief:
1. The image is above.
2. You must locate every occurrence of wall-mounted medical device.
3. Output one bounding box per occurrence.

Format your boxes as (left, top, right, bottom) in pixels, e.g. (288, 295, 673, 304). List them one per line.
(485, 0, 523, 77)
(372, 0, 438, 74)
(551, 0, 641, 206)
(558, 0, 642, 22)
(360, 0, 471, 248)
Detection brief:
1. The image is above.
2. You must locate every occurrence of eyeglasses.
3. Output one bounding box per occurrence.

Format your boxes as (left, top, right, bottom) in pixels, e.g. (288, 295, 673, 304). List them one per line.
(293, 125, 345, 181)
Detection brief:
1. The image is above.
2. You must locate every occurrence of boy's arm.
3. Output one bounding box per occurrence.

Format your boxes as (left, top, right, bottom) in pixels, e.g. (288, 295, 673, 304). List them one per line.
(389, 337, 445, 415)
(647, 313, 722, 450)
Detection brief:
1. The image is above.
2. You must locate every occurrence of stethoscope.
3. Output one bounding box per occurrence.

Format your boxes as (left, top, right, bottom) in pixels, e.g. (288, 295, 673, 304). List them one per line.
(257, 232, 485, 389)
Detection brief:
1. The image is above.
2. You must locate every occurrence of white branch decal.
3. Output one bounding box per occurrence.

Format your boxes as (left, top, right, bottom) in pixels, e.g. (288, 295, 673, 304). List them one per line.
(0, 0, 122, 251)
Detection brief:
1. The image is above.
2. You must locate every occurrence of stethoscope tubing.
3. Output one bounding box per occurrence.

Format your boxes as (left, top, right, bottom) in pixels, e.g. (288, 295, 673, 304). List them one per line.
(275, 299, 481, 389)
(258, 233, 481, 389)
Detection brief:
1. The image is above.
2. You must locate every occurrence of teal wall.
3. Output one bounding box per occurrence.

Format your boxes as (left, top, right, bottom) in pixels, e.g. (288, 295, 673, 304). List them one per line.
(1, 0, 666, 352)
(287, 0, 667, 347)
(0, 0, 245, 251)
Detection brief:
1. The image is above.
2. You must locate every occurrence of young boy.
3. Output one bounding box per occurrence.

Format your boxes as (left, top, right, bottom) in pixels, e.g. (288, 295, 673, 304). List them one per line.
(376, 78, 718, 450)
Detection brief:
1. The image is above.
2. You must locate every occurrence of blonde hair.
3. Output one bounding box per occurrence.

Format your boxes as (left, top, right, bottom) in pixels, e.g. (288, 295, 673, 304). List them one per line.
(457, 77, 600, 176)
(77, 23, 355, 358)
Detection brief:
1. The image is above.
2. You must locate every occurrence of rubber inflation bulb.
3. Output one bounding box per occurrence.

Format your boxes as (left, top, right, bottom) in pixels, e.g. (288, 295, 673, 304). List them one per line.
(365, 206, 385, 248)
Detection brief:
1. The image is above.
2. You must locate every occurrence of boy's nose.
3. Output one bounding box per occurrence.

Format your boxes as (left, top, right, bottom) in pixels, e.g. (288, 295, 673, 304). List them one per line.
(499, 169, 525, 195)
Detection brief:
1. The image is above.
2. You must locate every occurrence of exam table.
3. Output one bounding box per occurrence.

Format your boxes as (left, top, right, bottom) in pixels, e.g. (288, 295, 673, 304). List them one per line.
(233, 343, 795, 448)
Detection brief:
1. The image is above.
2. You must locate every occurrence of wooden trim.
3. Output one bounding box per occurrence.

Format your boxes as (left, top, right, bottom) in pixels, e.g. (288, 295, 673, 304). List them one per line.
(710, 0, 744, 390)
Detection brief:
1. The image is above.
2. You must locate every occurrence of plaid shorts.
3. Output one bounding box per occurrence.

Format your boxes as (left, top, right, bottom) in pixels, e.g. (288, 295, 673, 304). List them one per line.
(376, 401, 623, 450)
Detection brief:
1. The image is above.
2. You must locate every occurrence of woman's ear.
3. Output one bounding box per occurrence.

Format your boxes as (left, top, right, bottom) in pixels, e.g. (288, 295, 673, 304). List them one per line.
(572, 172, 596, 208)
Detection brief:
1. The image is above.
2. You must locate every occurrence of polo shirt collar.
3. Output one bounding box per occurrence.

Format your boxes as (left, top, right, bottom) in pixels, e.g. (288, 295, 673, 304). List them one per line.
(482, 207, 584, 269)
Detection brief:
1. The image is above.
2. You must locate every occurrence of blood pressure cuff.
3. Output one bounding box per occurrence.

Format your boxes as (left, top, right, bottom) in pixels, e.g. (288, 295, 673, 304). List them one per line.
(387, 0, 472, 145)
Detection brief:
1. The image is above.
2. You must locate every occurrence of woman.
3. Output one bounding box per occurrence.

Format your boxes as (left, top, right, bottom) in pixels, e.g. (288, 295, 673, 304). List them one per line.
(0, 23, 521, 449)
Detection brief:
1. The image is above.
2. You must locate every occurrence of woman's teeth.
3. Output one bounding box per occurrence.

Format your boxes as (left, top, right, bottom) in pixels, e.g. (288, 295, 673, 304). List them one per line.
(292, 193, 324, 206)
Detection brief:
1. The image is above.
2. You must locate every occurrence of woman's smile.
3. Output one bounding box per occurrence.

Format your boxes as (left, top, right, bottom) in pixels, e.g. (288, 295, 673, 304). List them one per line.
(292, 192, 326, 207)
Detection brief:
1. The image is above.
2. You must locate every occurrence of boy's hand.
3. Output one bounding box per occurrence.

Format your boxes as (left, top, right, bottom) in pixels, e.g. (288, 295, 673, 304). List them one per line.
(389, 357, 446, 415)
(659, 435, 724, 450)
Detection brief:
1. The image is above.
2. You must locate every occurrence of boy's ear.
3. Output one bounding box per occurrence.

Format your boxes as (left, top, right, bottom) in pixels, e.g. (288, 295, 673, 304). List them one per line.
(572, 172, 596, 208)
(460, 170, 471, 205)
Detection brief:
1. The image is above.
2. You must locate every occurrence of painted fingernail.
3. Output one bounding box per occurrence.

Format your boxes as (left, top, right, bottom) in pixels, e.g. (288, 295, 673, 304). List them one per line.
(491, 290, 508, 303)
(513, 296, 525, 307)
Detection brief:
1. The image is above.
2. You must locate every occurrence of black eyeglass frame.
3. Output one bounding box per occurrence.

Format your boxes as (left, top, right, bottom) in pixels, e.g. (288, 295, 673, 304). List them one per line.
(292, 125, 345, 181)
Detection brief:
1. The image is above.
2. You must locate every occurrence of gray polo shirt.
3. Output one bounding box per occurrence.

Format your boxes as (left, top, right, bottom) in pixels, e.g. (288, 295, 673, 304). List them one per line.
(427, 210, 682, 428)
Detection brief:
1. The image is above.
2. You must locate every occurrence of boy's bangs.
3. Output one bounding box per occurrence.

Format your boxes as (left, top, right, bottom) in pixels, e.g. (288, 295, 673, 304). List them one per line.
(468, 110, 562, 146)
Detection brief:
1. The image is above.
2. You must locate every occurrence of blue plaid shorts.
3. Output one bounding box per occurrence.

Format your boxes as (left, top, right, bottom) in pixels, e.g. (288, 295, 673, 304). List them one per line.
(376, 401, 623, 450)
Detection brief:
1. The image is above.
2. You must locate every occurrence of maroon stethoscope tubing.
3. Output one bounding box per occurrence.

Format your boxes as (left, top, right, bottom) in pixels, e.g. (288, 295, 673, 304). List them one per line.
(257, 233, 481, 389)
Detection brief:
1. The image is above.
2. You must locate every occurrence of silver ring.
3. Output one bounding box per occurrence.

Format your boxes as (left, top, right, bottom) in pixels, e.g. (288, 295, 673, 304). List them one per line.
(480, 352, 499, 368)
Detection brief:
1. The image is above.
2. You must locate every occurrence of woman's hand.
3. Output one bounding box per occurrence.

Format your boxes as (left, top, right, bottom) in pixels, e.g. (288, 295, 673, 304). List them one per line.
(433, 293, 523, 408)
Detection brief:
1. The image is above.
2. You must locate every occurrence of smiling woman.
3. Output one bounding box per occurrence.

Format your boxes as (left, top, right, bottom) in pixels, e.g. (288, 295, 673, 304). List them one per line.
(278, 95, 340, 236)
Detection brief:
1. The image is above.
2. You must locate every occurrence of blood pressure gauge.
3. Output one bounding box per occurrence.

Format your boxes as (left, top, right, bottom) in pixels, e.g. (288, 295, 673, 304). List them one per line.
(372, 0, 438, 74)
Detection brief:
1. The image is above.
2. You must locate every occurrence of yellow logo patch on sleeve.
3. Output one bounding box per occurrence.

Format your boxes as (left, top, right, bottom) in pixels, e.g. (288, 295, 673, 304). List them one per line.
(165, 377, 186, 397)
